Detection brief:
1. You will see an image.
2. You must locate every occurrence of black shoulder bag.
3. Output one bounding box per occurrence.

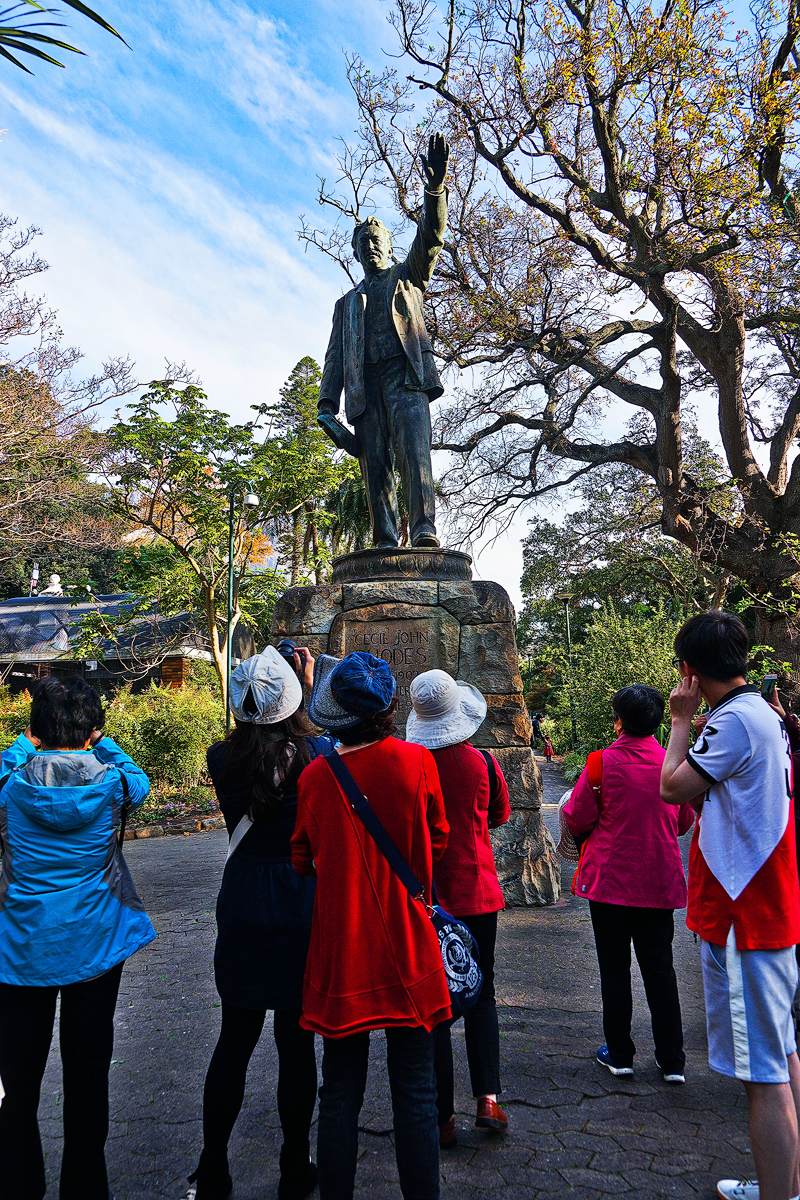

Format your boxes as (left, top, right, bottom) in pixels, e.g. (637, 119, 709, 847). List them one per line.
(324, 751, 483, 1018)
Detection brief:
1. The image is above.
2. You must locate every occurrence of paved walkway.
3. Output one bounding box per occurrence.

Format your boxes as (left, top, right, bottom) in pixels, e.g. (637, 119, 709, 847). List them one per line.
(37, 759, 752, 1200)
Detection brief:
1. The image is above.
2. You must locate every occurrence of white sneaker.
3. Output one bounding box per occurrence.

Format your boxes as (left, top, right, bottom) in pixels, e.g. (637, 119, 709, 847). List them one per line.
(716, 1181, 759, 1199)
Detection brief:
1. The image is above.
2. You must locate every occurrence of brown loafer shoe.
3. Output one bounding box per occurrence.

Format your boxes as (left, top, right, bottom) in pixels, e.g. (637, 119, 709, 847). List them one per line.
(476, 1097, 508, 1133)
(439, 1115, 457, 1149)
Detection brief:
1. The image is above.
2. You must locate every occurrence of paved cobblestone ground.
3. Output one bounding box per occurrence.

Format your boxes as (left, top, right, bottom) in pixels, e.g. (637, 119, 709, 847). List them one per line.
(37, 758, 752, 1200)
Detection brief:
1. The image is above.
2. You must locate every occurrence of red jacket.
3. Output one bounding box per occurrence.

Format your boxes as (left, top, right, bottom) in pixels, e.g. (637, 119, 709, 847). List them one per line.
(564, 734, 695, 908)
(292, 738, 451, 1038)
(430, 743, 510, 916)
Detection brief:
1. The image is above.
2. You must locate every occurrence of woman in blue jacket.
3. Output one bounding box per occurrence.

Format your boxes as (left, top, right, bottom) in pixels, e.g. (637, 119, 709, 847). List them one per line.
(0, 675, 155, 1200)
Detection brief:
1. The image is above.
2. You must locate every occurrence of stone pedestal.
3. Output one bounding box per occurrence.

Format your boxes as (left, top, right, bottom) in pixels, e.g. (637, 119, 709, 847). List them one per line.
(270, 549, 560, 906)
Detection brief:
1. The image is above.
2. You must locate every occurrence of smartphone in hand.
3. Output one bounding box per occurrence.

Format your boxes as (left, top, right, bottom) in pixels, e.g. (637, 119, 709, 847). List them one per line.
(761, 674, 778, 701)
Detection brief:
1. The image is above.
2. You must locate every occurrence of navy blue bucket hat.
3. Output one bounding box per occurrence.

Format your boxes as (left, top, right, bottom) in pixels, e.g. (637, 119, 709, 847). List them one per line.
(308, 652, 396, 731)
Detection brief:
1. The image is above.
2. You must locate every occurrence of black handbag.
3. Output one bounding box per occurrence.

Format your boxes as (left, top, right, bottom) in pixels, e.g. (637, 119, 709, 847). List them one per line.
(324, 752, 483, 1018)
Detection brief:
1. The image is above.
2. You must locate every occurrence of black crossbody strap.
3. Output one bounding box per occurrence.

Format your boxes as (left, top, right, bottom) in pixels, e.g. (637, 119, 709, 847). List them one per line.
(118, 773, 131, 849)
(324, 752, 426, 901)
(479, 749, 498, 803)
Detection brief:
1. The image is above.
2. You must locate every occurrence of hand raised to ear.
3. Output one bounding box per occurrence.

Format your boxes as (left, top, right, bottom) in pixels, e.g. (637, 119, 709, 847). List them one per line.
(669, 675, 701, 722)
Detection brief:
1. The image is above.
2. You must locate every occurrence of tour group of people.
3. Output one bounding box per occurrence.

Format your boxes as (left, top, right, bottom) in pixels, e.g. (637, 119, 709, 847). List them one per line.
(0, 610, 798, 1200)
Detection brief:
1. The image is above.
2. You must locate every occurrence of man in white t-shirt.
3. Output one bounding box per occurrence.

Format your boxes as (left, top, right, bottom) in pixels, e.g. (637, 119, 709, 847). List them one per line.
(661, 610, 800, 1200)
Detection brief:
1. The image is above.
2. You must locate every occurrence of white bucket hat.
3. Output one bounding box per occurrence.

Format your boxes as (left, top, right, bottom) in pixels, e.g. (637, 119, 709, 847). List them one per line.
(405, 669, 487, 750)
(229, 645, 303, 725)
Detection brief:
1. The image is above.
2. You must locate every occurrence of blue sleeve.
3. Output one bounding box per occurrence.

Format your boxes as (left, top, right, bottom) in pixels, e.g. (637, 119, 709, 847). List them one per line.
(0, 733, 36, 807)
(93, 737, 150, 807)
(1, 732, 36, 773)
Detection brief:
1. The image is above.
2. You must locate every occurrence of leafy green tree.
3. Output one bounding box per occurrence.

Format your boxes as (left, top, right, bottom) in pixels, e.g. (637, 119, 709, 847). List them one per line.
(0, 0, 123, 74)
(556, 603, 683, 755)
(99, 380, 293, 706)
(269, 357, 353, 585)
(324, 468, 372, 558)
(518, 427, 739, 655)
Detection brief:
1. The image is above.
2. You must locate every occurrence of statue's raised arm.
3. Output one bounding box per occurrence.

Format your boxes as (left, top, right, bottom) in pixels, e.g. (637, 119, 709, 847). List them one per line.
(404, 134, 450, 293)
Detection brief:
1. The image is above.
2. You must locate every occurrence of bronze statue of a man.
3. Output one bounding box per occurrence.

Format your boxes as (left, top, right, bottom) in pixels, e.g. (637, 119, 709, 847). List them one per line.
(317, 133, 449, 549)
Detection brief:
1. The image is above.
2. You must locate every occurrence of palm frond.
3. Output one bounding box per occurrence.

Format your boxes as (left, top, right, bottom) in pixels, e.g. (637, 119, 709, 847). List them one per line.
(0, 0, 125, 72)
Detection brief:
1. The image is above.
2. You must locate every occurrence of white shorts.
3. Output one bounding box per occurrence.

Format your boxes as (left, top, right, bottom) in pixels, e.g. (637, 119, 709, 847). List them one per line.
(701, 927, 798, 1083)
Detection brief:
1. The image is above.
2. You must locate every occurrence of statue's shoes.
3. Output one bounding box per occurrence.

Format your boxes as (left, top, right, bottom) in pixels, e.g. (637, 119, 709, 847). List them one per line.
(374, 542, 399, 550)
(412, 534, 440, 548)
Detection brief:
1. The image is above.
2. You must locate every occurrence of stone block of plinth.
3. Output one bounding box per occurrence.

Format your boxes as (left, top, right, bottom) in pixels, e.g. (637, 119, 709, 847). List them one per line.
(268, 547, 559, 906)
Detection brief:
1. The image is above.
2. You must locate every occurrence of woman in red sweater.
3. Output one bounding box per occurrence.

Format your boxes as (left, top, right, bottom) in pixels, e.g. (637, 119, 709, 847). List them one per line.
(292, 652, 450, 1200)
(406, 670, 511, 1148)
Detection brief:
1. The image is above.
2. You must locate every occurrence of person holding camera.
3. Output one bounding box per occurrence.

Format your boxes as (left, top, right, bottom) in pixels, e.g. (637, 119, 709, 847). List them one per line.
(189, 646, 333, 1200)
(0, 675, 155, 1200)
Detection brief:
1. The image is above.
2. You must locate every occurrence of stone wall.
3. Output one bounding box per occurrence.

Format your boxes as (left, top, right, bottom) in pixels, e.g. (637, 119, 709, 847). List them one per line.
(271, 577, 560, 906)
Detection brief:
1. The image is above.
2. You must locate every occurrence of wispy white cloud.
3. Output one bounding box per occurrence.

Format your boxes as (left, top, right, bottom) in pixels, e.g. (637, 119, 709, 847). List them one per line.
(0, 88, 345, 420)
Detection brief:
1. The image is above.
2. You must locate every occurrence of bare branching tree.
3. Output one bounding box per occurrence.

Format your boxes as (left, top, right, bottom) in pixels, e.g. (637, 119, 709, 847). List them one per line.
(303, 0, 800, 675)
(0, 217, 139, 577)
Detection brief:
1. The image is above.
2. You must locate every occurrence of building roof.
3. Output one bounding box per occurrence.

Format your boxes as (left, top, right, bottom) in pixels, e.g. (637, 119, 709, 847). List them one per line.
(0, 594, 207, 662)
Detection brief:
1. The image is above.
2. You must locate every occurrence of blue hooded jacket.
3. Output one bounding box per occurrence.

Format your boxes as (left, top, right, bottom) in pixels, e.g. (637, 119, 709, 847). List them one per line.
(0, 733, 156, 986)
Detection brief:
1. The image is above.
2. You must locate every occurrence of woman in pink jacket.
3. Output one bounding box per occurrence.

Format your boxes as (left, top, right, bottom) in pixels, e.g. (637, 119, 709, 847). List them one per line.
(564, 685, 695, 1083)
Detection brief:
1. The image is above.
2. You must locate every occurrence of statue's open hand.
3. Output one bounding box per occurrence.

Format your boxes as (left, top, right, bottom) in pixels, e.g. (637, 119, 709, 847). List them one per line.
(421, 132, 449, 192)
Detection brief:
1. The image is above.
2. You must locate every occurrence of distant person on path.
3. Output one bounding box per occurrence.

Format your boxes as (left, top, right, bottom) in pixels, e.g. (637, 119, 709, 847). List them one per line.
(0, 676, 155, 1200)
(542, 735, 554, 762)
(661, 611, 800, 1200)
(189, 647, 333, 1200)
(564, 685, 694, 1083)
(405, 669, 512, 1147)
(530, 712, 544, 748)
(292, 652, 450, 1200)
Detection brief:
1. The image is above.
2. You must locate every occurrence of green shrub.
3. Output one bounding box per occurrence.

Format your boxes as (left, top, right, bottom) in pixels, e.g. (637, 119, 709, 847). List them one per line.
(561, 750, 587, 782)
(103, 681, 225, 789)
(0, 687, 31, 751)
(568, 602, 683, 753)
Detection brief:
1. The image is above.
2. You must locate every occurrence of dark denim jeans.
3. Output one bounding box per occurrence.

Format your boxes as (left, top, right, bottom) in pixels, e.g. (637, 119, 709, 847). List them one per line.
(0, 961, 124, 1200)
(317, 1024, 439, 1200)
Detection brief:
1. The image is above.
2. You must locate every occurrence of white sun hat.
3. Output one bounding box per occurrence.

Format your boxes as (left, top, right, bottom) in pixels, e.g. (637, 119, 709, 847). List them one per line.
(405, 669, 487, 750)
(229, 645, 303, 725)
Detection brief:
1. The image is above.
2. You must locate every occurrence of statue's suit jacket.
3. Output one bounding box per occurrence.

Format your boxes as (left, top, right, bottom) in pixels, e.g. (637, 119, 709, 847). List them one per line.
(319, 188, 447, 423)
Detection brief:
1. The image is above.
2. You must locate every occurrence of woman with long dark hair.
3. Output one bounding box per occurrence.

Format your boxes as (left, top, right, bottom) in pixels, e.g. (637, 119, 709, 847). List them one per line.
(188, 646, 333, 1200)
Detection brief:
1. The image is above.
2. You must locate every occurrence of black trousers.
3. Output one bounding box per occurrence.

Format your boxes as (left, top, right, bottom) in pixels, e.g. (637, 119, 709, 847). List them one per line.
(317, 1025, 439, 1200)
(0, 961, 125, 1200)
(198, 1005, 317, 1173)
(434, 911, 500, 1122)
(589, 900, 685, 1073)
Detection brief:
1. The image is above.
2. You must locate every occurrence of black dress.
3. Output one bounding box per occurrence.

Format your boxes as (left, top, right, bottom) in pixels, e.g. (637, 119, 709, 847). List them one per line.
(208, 735, 334, 1010)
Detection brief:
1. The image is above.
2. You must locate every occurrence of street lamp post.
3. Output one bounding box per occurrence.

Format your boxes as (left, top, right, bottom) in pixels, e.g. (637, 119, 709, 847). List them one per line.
(555, 592, 578, 752)
(226, 485, 260, 731)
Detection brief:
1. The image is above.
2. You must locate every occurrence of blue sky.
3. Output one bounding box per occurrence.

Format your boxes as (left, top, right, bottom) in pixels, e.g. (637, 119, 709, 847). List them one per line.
(0, 0, 526, 601)
(0, 0, 383, 406)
